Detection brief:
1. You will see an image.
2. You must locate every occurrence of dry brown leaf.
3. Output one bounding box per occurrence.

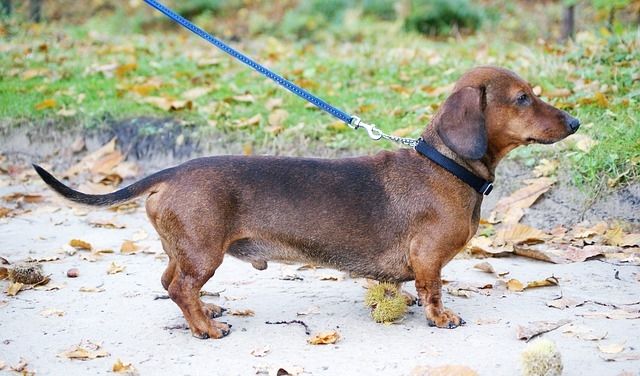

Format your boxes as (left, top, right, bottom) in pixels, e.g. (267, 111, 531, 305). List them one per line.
(2, 193, 44, 203)
(410, 365, 478, 376)
(266, 365, 304, 376)
(573, 221, 608, 238)
(0, 360, 4, 370)
(598, 342, 625, 354)
(230, 309, 255, 317)
(0, 267, 7, 280)
(59, 342, 109, 360)
(40, 308, 65, 317)
(268, 109, 289, 127)
(489, 177, 555, 225)
(308, 330, 340, 345)
(10, 358, 28, 373)
(265, 97, 283, 110)
(516, 319, 571, 341)
(142, 96, 193, 111)
(115, 63, 137, 78)
(112, 359, 136, 373)
(620, 233, 640, 247)
(467, 236, 513, 257)
(231, 94, 256, 103)
(319, 274, 342, 281)
(6, 282, 24, 296)
(121, 240, 140, 254)
(473, 261, 495, 274)
(513, 243, 611, 264)
(69, 239, 92, 251)
(88, 218, 126, 229)
(107, 262, 125, 275)
(64, 138, 117, 178)
(546, 296, 586, 309)
(0, 206, 13, 218)
(495, 224, 549, 246)
(446, 286, 472, 298)
(235, 114, 262, 128)
(250, 345, 270, 357)
(182, 87, 211, 100)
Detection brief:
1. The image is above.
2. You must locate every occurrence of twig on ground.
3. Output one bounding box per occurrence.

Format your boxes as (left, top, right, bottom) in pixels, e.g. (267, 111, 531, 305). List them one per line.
(265, 320, 311, 335)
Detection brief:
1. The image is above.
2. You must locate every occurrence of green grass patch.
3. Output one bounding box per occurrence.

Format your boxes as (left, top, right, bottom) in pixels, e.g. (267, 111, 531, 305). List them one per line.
(0, 11, 637, 190)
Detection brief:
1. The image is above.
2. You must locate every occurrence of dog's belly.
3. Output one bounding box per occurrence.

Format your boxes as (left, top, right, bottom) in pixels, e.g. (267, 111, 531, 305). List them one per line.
(225, 237, 415, 282)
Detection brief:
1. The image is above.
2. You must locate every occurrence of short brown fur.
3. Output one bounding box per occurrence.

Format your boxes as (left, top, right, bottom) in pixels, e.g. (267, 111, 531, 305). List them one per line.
(35, 66, 579, 338)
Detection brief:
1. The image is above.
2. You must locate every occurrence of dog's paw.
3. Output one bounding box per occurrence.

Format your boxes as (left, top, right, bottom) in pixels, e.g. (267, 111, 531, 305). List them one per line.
(202, 302, 226, 318)
(191, 322, 231, 339)
(426, 309, 465, 329)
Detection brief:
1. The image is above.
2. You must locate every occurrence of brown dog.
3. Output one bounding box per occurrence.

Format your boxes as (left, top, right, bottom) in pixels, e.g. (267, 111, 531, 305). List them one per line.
(34, 66, 579, 339)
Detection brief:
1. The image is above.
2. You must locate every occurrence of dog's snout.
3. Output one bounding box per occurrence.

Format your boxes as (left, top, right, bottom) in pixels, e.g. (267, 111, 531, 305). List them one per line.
(565, 114, 580, 133)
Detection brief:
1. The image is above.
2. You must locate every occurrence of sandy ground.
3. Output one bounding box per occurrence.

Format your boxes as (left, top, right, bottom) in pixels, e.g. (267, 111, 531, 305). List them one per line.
(1, 170, 639, 376)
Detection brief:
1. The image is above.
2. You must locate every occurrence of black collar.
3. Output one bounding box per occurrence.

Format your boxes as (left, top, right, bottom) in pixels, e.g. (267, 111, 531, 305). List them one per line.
(414, 139, 493, 195)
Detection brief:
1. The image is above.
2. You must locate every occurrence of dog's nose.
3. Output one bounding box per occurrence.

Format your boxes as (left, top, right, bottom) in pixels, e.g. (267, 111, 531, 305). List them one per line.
(565, 114, 580, 133)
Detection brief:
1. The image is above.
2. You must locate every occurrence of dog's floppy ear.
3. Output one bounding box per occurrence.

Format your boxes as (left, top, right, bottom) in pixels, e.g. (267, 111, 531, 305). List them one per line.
(436, 86, 487, 160)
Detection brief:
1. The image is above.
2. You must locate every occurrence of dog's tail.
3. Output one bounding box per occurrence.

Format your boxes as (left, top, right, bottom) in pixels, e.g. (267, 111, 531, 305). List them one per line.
(32, 164, 172, 207)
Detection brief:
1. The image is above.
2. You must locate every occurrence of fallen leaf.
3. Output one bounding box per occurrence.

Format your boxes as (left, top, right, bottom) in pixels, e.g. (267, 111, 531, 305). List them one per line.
(546, 296, 586, 309)
(319, 274, 342, 281)
(112, 359, 136, 373)
(561, 323, 607, 341)
(598, 342, 625, 354)
(513, 243, 610, 264)
(526, 277, 559, 289)
(230, 309, 255, 316)
(507, 279, 524, 292)
(268, 109, 289, 127)
(296, 306, 320, 316)
(410, 364, 478, 376)
(620, 233, 640, 247)
(120, 240, 140, 254)
(142, 96, 193, 111)
(516, 319, 571, 341)
(489, 177, 555, 225)
(88, 218, 126, 229)
(2, 192, 44, 203)
(230, 94, 255, 103)
(473, 261, 495, 274)
(107, 262, 125, 275)
(250, 345, 270, 357)
(235, 114, 262, 128)
(267, 365, 304, 376)
(533, 159, 559, 177)
(6, 282, 24, 296)
(265, 97, 283, 110)
(579, 309, 640, 320)
(446, 286, 472, 298)
(573, 221, 608, 238)
(40, 308, 65, 317)
(600, 352, 640, 362)
(0, 267, 7, 280)
(467, 236, 513, 257)
(308, 330, 340, 345)
(59, 342, 109, 360)
(79, 286, 105, 293)
(64, 138, 118, 178)
(35, 98, 57, 110)
(0, 360, 4, 370)
(495, 224, 550, 246)
(69, 239, 92, 251)
(10, 358, 28, 373)
(182, 87, 211, 100)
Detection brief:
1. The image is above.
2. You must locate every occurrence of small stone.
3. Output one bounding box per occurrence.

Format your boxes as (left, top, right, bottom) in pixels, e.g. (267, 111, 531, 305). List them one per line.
(67, 268, 79, 278)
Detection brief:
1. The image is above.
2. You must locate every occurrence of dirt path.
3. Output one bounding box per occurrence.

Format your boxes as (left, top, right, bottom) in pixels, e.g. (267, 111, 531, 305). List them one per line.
(1, 126, 639, 375)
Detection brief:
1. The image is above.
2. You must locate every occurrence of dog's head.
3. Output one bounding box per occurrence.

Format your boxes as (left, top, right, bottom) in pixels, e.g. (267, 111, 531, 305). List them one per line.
(430, 66, 579, 161)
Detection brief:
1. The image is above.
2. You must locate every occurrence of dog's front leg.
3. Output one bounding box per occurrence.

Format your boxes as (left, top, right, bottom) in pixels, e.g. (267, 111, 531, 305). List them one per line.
(409, 237, 465, 329)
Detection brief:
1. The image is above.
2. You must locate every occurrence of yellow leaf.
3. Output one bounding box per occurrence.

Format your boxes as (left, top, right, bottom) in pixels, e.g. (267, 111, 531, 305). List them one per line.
(112, 359, 136, 373)
(182, 87, 212, 100)
(268, 109, 289, 127)
(69, 239, 92, 251)
(230, 309, 255, 316)
(525, 277, 559, 289)
(242, 143, 253, 156)
(532, 159, 559, 177)
(308, 330, 340, 345)
(59, 343, 109, 359)
(115, 63, 137, 78)
(327, 121, 347, 132)
(35, 98, 57, 110)
(6, 282, 24, 296)
(506, 279, 524, 292)
(235, 114, 262, 128)
(120, 240, 139, 254)
(107, 262, 125, 275)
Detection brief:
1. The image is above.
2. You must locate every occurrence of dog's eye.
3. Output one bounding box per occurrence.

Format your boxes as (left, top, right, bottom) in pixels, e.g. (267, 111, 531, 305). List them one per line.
(516, 93, 530, 106)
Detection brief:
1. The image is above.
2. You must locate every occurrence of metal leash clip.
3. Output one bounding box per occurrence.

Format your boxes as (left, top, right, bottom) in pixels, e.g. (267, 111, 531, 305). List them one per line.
(350, 116, 383, 141)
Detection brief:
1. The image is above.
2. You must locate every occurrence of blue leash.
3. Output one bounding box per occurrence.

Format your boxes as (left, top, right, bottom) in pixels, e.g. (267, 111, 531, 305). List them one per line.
(142, 0, 383, 138)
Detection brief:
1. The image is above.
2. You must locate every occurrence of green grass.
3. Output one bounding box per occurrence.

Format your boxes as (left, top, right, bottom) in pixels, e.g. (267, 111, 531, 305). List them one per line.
(0, 10, 638, 189)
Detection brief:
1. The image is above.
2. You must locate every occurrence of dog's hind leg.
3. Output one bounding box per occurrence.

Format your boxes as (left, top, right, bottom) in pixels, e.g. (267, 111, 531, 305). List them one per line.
(164, 240, 230, 339)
